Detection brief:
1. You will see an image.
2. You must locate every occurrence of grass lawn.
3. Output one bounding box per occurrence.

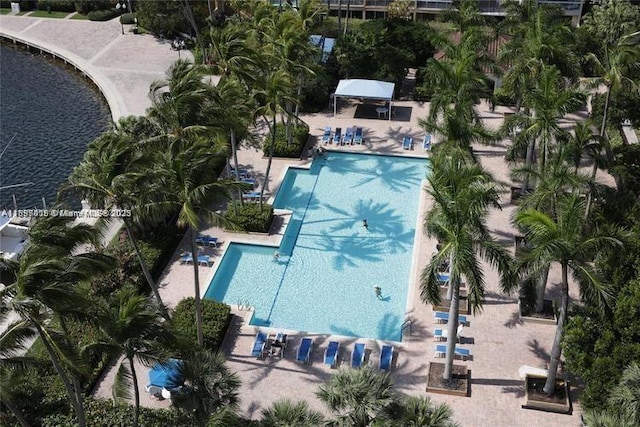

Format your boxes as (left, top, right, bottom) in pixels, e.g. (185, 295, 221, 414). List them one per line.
(29, 10, 72, 18)
(70, 13, 89, 20)
(0, 7, 11, 14)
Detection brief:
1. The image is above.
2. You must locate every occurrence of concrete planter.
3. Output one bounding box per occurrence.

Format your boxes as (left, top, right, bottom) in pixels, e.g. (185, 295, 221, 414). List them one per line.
(523, 376, 571, 414)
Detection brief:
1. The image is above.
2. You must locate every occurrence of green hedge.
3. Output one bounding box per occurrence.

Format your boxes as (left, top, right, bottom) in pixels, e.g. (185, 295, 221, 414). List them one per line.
(262, 122, 309, 158)
(87, 8, 117, 21)
(119, 12, 135, 24)
(224, 202, 274, 233)
(172, 298, 231, 351)
(40, 397, 196, 427)
(36, 0, 75, 12)
(74, 0, 111, 14)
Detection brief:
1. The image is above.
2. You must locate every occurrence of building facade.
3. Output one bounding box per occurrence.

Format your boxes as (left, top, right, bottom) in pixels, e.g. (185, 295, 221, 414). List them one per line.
(326, 0, 585, 24)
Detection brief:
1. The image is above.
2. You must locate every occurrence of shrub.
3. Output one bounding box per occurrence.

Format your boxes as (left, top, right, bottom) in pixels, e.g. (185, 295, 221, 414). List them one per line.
(87, 8, 117, 21)
(119, 12, 135, 24)
(36, 0, 75, 12)
(172, 298, 231, 351)
(41, 397, 196, 426)
(262, 122, 309, 158)
(224, 202, 274, 233)
(91, 232, 161, 298)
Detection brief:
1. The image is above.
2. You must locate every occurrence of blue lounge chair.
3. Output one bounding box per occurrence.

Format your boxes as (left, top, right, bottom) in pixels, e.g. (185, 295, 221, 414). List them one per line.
(241, 177, 257, 187)
(343, 126, 355, 145)
(353, 127, 364, 144)
(433, 324, 464, 342)
(251, 332, 268, 359)
(333, 127, 342, 145)
(324, 341, 340, 367)
(423, 134, 432, 151)
(296, 337, 314, 363)
(438, 273, 450, 283)
(196, 235, 218, 247)
(351, 343, 366, 368)
(434, 344, 472, 360)
(242, 191, 261, 202)
(197, 255, 212, 266)
(321, 126, 331, 144)
(179, 253, 193, 264)
(402, 136, 413, 150)
(379, 345, 394, 371)
(433, 311, 468, 325)
(230, 167, 250, 178)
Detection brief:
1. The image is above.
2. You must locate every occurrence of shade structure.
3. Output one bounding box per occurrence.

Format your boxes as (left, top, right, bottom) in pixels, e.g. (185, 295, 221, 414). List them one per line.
(148, 359, 184, 389)
(333, 79, 395, 120)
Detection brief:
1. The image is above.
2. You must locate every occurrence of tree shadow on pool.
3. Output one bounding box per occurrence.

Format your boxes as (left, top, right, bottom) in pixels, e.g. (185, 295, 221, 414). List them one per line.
(329, 312, 401, 341)
(322, 153, 425, 193)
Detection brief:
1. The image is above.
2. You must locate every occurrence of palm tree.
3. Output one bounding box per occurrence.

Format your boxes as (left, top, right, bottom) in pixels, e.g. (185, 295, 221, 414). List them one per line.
(253, 66, 295, 205)
(147, 59, 243, 347)
(503, 65, 583, 193)
(422, 29, 494, 125)
(316, 366, 397, 427)
(63, 119, 168, 315)
(581, 0, 640, 49)
(1, 216, 115, 427)
(0, 299, 37, 427)
(420, 148, 513, 381)
(513, 194, 621, 394)
(84, 288, 172, 427)
(583, 32, 640, 141)
(378, 396, 459, 427)
(172, 350, 240, 427)
(260, 399, 325, 427)
(151, 143, 242, 347)
(603, 361, 640, 426)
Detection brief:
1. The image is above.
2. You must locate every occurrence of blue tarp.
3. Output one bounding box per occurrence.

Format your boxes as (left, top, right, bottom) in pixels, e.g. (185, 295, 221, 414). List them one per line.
(148, 359, 184, 389)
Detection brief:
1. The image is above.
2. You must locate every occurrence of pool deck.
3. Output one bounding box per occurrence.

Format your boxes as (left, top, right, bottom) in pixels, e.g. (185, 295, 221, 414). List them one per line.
(128, 99, 601, 426)
(1, 14, 607, 426)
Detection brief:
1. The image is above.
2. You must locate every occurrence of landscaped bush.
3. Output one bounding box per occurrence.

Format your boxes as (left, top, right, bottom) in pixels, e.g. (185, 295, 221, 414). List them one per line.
(87, 7, 117, 21)
(172, 298, 231, 351)
(262, 122, 309, 158)
(40, 397, 196, 427)
(74, 0, 110, 14)
(224, 201, 274, 233)
(91, 232, 161, 298)
(36, 0, 75, 12)
(119, 11, 135, 24)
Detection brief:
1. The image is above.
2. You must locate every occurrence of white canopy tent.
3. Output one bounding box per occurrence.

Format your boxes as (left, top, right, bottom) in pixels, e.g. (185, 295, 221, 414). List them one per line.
(333, 79, 395, 120)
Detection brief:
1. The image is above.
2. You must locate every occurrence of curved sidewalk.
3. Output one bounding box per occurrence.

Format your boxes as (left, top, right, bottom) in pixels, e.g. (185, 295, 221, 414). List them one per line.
(0, 15, 191, 121)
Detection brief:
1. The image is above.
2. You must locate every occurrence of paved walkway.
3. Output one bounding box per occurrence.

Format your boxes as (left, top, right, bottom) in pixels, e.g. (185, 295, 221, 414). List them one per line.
(0, 16, 608, 426)
(0, 14, 191, 121)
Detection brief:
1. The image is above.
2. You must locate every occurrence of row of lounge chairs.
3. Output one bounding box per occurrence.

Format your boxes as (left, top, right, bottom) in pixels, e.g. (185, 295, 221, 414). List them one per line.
(322, 126, 365, 145)
(179, 253, 212, 266)
(402, 135, 432, 151)
(432, 310, 472, 360)
(251, 333, 394, 370)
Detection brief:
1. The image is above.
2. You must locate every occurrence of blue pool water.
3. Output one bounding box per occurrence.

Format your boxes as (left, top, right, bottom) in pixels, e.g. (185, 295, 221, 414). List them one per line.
(205, 152, 428, 341)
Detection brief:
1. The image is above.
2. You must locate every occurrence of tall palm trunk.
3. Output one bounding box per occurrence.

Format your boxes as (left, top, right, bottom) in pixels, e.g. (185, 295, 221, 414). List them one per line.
(344, 0, 350, 35)
(443, 276, 461, 381)
(446, 253, 454, 301)
(260, 114, 277, 209)
(543, 263, 568, 394)
(337, 0, 342, 34)
(129, 355, 141, 427)
(535, 265, 549, 312)
(123, 219, 168, 319)
(0, 398, 31, 427)
(33, 323, 86, 427)
(599, 85, 612, 140)
(583, 160, 599, 219)
(189, 228, 205, 347)
(522, 109, 535, 193)
(230, 128, 243, 209)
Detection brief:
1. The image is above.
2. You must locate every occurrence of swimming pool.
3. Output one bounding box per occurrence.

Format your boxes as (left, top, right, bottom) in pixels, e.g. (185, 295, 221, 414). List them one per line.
(205, 152, 428, 341)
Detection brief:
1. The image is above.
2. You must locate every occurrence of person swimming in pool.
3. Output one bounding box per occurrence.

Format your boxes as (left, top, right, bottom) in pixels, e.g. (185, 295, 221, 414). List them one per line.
(374, 286, 382, 298)
(363, 219, 369, 230)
